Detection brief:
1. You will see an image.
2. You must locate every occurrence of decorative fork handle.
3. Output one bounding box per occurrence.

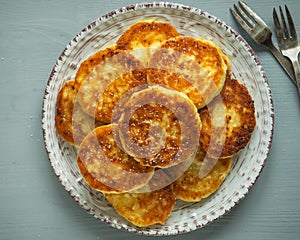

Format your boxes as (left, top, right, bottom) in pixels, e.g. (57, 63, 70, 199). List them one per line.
(264, 39, 296, 85)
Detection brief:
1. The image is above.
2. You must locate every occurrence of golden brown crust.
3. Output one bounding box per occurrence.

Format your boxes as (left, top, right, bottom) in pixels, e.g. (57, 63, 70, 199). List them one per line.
(171, 148, 232, 202)
(199, 77, 256, 158)
(116, 21, 180, 66)
(104, 171, 175, 227)
(74, 46, 119, 91)
(95, 69, 147, 123)
(77, 124, 154, 193)
(116, 20, 180, 50)
(75, 50, 146, 123)
(115, 85, 201, 168)
(105, 187, 175, 227)
(148, 36, 227, 108)
(55, 80, 102, 146)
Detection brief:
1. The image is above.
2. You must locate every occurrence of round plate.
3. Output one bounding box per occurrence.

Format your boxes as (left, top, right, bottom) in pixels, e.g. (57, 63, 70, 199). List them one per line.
(42, 2, 274, 236)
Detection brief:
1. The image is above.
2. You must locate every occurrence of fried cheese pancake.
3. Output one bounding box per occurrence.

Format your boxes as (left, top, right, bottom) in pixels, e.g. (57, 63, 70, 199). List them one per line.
(55, 79, 102, 146)
(148, 36, 228, 108)
(104, 171, 175, 227)
(77, 124, 154, 193)
(199, 77, 256, 158)
(171, 148, 232, 202)
(114, 85, 201, 168)
(116, 20, 180, 65)
(75, 49, 147, 123)
(94, 69, 147, 123)
(74, 46, 119, 90)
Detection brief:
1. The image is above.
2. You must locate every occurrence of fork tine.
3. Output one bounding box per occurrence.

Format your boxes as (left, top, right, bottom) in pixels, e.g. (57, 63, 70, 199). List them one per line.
(279, 6, 289, 39)
(239, 1, 265, 26)
(285, 5, 298, 39)
(272, 8, 284, 46)
(230, 7, 252, 33)
(234, 3, 256, 28)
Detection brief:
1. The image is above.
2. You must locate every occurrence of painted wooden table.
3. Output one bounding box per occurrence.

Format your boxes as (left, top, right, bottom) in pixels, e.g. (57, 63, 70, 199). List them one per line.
(1, 0, 299, 239)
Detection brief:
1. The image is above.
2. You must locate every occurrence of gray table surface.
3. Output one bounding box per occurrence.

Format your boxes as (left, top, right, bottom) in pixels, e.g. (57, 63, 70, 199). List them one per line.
(1, 0, 300, 239)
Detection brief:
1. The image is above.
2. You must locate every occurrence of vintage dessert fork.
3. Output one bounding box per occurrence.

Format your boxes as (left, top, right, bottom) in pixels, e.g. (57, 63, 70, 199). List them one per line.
(273, 6, 300, 96)
(230, 1, 296, 84)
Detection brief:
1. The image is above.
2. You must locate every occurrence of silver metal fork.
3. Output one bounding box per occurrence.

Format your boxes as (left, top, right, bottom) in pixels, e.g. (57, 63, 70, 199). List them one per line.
(230, 1, 296, 85)
(273, 5, 300, 96)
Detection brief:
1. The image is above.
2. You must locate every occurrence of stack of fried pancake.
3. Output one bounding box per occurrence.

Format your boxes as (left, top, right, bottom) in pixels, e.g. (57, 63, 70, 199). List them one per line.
(55, 20, 256, 227)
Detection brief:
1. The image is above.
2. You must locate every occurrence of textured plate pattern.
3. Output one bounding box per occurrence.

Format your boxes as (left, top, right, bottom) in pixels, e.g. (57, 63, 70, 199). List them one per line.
(42, 2, 274, 236)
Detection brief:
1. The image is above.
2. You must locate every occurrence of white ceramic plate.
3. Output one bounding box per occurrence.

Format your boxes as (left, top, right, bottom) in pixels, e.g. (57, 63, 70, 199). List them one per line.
(42, 2, 274, 236)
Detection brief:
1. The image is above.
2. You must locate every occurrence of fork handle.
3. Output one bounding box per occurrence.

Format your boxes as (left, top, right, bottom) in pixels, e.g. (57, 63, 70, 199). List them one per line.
(291, 58, 300, 96)
(265, 40, 296, 85)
